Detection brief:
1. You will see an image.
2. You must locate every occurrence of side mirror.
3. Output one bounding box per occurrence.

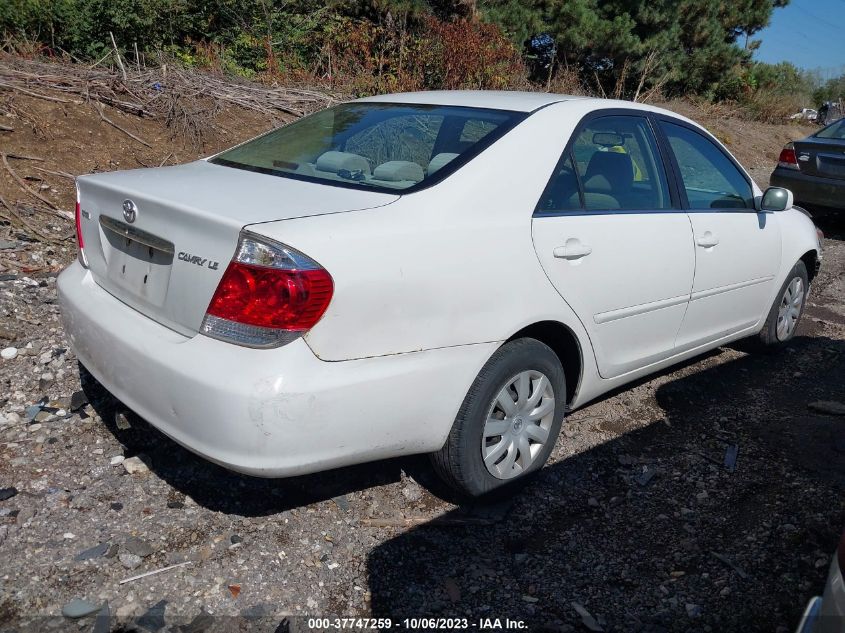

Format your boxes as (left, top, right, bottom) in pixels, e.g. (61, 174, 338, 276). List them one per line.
(760, 186, 794, 212)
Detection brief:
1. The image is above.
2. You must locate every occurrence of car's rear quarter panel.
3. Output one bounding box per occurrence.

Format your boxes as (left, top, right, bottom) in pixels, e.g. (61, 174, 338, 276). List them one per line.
(251, 102, 592, 362)
(59, 261, 501, 475)
(76, 162, 398, 335)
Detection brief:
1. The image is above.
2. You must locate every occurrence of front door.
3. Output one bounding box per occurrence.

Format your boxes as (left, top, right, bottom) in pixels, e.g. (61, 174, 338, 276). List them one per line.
(532, 113, 695, 379)
(657, 120, 782, 349)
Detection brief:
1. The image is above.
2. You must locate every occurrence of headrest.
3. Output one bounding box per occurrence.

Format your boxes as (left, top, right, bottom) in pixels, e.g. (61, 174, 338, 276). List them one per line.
(315, 151, 371, 176)
(427, 152, 459, 175)
(584, 151, 633, 192)
(582, 192, 621, 210)
(372, 161, 424, 183)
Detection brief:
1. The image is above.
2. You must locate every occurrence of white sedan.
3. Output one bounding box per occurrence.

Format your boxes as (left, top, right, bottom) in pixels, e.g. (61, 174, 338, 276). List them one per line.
(58, 91, 822, 496)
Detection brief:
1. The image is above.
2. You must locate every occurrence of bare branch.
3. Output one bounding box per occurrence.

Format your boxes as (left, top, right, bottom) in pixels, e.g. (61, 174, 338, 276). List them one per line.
(0, 80, 82, 104)
(110, 31, 128, 82)
(1, 153, 60, 210)
(94, 102, 152, 147)
(33, 166, 76, 180)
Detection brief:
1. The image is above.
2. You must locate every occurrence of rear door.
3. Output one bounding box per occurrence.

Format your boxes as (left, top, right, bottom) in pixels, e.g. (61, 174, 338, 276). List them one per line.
(793, 119, 845, 180)
(656, 118, 781, 349)
(531, 112, 695, 379)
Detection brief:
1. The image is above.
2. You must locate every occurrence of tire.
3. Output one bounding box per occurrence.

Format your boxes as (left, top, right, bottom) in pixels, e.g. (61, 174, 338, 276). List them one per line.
(430, 338, 566, 497)
(758, 260, 809, 347)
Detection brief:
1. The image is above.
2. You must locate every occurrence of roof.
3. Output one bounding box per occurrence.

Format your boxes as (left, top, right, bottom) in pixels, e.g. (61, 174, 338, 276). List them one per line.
(357, 90, 587, 113)
(354, 91, 702, 131)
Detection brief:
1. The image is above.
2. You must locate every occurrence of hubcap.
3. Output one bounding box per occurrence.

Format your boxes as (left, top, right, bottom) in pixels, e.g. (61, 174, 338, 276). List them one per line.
(481, 370, 556, 480)
(776, 276, 804, 341)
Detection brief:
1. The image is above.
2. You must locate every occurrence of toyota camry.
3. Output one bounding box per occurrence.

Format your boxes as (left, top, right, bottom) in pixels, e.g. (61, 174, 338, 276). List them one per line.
(58, 91, 823, 496)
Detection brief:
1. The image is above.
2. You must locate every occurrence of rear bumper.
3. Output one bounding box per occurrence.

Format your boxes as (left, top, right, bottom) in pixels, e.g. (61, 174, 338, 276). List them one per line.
(795, 556, 845, 633)
(770, 167, 845, 211)
(58, 262, 494, 477)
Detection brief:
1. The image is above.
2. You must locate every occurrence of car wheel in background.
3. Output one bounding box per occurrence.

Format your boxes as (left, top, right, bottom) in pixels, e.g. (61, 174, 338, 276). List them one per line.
(431, 338, 566, 497)
(758, 260, 809, 347)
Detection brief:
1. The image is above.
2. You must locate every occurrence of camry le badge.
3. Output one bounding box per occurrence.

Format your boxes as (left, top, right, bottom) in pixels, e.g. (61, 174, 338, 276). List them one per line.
(122, 199, 137, 223)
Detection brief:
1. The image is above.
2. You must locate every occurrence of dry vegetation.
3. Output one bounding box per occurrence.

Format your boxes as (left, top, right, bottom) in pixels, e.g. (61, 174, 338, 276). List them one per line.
(0, 55, 816, 277)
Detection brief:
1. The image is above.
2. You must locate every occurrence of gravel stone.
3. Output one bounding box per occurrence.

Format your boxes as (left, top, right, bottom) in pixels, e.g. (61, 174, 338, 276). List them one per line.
(122, 455, 149, 474)
(61, 598, 101, 619)
(16, 507, 35, 524)
(74, 542, 110, 561)
(1, 347, 17, 360)
(808, 400, 845, 416)
(118, 552, 143, 570)
(401, 484, 423, 503)
(69, 390, 88, 411)
(115, 601, 141, 619)
(0, 487, 18, 501)
(114, 411, 132, 430)
(124, 537, 155, 558)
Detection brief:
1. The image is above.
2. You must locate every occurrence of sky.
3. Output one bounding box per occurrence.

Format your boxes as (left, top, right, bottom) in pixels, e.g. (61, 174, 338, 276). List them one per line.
(753, 0, 845, 77)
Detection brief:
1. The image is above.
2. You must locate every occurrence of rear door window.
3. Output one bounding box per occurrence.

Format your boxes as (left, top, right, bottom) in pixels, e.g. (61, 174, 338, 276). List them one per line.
(537, 114, 672, 213)
(535, 154, 582, 214)
(571, 116, 672, 211)
(660, 122, 753, 210)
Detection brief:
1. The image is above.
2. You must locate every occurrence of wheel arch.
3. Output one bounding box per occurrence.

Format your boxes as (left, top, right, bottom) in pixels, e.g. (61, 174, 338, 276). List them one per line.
(506, 320, 584, 407)
(799, 249, 820, 283)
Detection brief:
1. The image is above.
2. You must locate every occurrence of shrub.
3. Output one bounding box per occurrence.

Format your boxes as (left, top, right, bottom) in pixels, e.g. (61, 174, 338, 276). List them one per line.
(740, 89, 805, 124)
(314, 14, 527, 95)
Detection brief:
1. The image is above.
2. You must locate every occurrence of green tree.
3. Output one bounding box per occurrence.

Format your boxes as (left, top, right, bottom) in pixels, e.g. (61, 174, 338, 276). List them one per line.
(479, 0, 790, 98)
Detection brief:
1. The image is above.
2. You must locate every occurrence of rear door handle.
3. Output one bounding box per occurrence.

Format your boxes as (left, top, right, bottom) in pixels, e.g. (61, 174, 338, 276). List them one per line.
(696, 231, 719, 248)
(553, 238, 592, 260)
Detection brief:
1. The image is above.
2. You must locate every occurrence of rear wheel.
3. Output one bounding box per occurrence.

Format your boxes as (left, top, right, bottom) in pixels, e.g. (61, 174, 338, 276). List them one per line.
(431, 338, 565, 497)
(758, 260, 809, 347)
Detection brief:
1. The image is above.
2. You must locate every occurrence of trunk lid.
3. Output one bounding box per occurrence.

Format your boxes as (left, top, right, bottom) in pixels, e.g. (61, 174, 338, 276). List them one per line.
(793, 137, 845, 180)
(77, 160, 398, 336)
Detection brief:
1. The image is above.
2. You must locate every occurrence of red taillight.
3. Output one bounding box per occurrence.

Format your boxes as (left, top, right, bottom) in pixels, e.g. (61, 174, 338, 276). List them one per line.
(778, 143, 799, 170)
(74, 200, 84, 249)
(207, 262, 332, 331)
(201, 233, 333, 347)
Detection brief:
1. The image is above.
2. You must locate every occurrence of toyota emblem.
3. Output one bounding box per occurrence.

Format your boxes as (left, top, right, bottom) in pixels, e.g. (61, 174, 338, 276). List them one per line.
(122, 199, 137, 223)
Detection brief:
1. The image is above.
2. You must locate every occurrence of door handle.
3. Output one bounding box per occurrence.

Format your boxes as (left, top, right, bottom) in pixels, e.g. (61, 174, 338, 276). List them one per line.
(553, 238, 592, 260)
(696, 231, 719, 248)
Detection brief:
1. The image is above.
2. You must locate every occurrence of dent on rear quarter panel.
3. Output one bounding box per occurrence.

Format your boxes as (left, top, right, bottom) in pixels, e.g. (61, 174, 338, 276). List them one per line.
(247, 378, 318, 432)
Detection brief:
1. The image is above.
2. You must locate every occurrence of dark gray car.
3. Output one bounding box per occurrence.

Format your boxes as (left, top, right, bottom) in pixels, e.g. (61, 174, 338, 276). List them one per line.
(771, 118, 845, 213)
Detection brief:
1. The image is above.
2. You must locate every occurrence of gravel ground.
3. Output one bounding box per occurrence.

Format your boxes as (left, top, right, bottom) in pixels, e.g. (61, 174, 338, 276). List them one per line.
(0, 195, 843, 633)
(2, 60, 840, 633)
(1, 221, 842, 633)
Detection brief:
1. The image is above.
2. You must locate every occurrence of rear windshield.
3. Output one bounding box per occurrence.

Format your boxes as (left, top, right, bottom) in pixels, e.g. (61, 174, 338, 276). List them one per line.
(815, 118, 845, 140)
(210, 103, 526, 192)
